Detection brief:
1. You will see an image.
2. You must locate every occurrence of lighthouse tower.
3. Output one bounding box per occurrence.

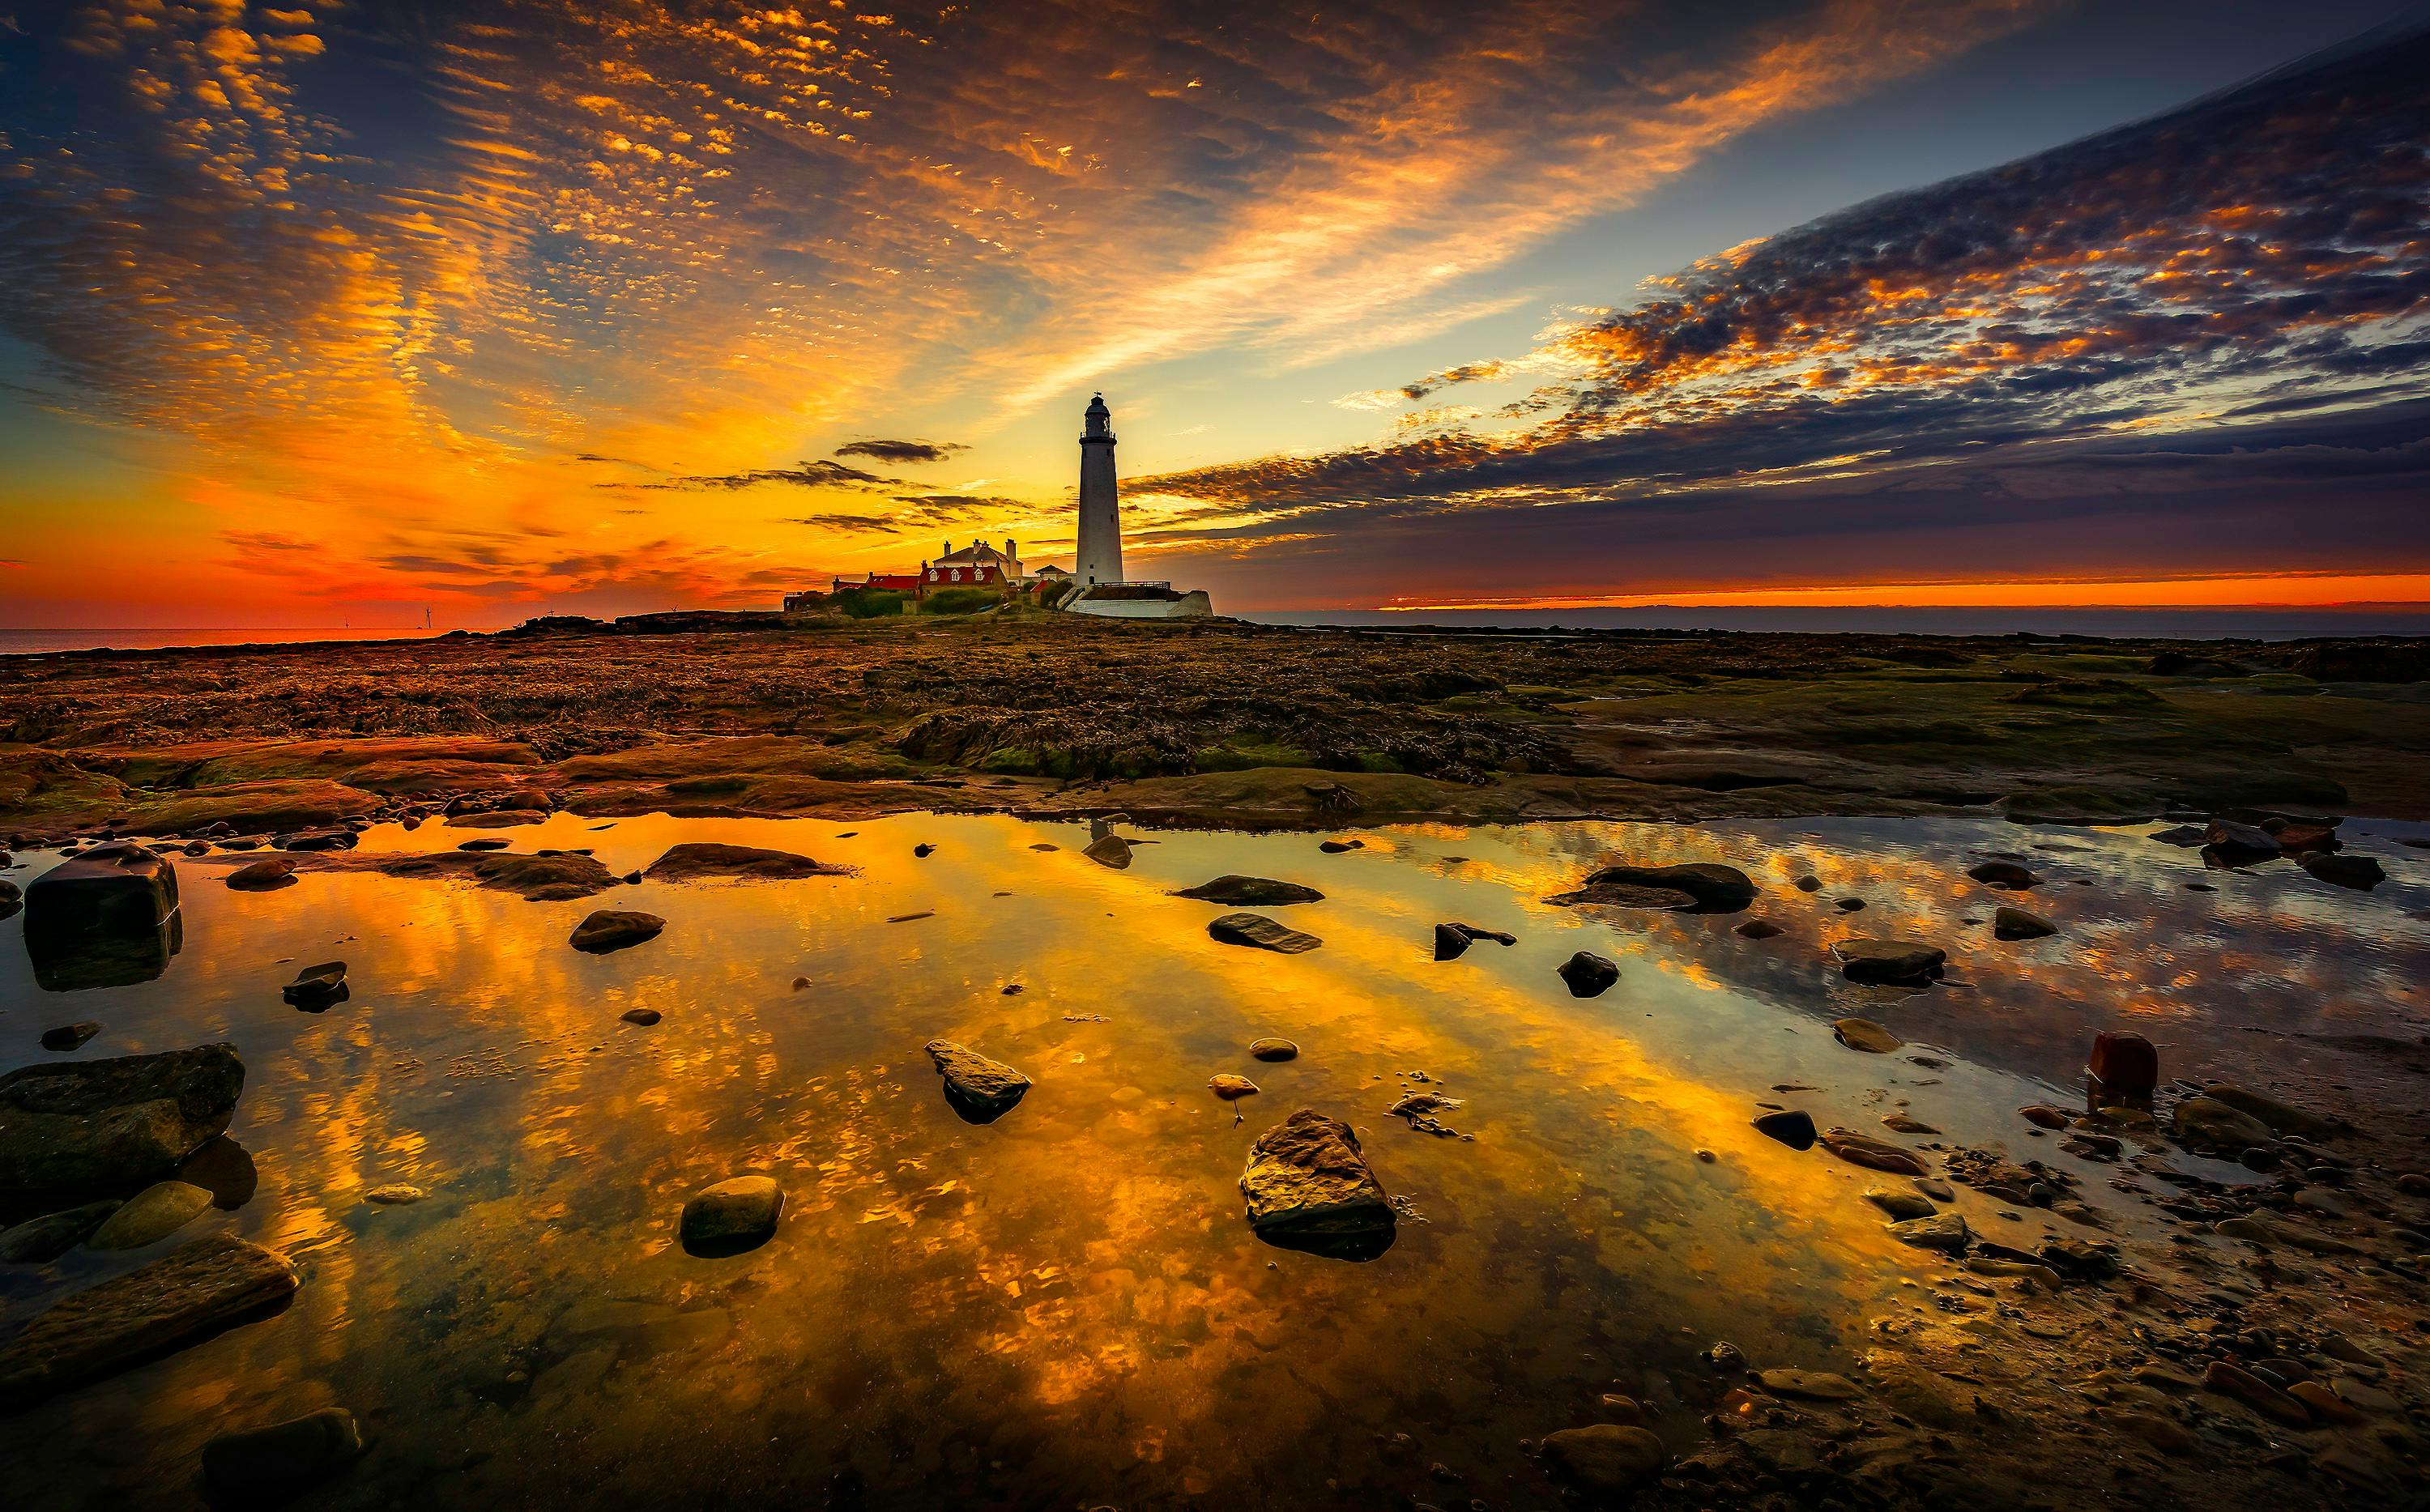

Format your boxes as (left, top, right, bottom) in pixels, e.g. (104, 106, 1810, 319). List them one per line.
(1075, 392, 1122, 588)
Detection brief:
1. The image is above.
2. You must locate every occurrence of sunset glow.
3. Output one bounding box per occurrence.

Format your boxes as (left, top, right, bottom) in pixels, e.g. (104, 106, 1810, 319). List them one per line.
(2, 2, 2426, 625)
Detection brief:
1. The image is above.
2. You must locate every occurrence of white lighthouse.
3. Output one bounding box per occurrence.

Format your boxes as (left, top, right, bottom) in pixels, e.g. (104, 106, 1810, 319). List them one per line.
(1075, 392, 1122, 588)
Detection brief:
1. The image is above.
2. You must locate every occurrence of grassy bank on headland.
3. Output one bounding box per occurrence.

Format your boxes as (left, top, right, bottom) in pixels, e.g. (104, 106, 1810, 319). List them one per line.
(2, 613, 2425, 839)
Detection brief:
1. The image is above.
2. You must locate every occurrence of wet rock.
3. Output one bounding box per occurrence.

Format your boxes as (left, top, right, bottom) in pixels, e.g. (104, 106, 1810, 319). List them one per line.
(2087, 1029, 2159, 1110)
(1174, 875, 1324, 905)
(569, 910, 664, 953)
(678, 1175, 783, 1255)
(276, 828, 358, 851)
(2206, 817, 2283, 854)
(1539, 1424, 1665, 1497)
(2101, 1408, 2195, 1455)
(23, 842, 181, 990)
(1557, 951, 1620, 998)
(2019, 1105, 2070, 1130)
(1249, 1038, 1299, 1062)
(1753, 1110, 1818, 1150)
(2204, 1359, 2310, 1425)
(280, 960, 348, 1011)
(0, 880, 17, 919)
(1865, 1187, 1938, 1220)
(1239, 1109, 1394, 1261)
(40, 1022, 101, 1053)
(457, 838, 512, 851)
(1993, 905, 2057, 940)
(1318, 838, 1364, 853)
(1432, 922, 1473, 960)
(620, 1008, 661, 1026)
(176, 1138, 257, 1209)
(2149, 824, 2208, 846)
(2038, 1237, 2120, 1279)
(642, 843, 845, 880)
(1967, 860, 2040, 889)
(1832, 1017, 1904, 1054)
(224, 858, 298, 891)
(923, 1040, 1031, 1124)
(911, 842, 936, 858)
(1703, 1340, 1746, 1371)
(1835, 897, 1866, 911)
(1793, 874, 1822, 892)
(1547, 881, 1699, 911)
(1831, 939, 1946, 986)
(2172, 1095, 2277, 1152)
(1733, 919, 1784, 939)
(0, 1043, 244, 1191)
(1207, 912, 1321, 954)
(0, 1202, 119, 1263)
(361, 850, 619, 901)
(1880, 1114, 1939, 1134)
(0, 1233, 298, 1411)
(201, 1407, 362, 1504)
(2300, 850, 2384, 889)
(1081, 834, 1132, 868)
(1887, 1212, 1972, 1254)
(362, 1183, 426, 1205)
(1209, 1074, 1260, 1101)
(2199, 1083, 2340, 1139)
(1820, 1128, 1929, 1176)
(85, 1180, 214, 1250)
(1568, 861, 1756, 910)
(1758, 1369, 1861, 1400)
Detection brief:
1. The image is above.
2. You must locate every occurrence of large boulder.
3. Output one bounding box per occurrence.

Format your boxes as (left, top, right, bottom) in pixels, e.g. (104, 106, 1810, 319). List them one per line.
(923, 1040, 1031, 1124)
(23, 843, 182, 991)
(0, 1233, 297, 1411)
(642, 843, 846, 880)
(2300, 851, 2385, 890)
(1561, 861, 1756, 911)
(1173, 876, 1324, 905)
(0, 1044, 244, 1192)
(1239, 1108, 1395, 1260)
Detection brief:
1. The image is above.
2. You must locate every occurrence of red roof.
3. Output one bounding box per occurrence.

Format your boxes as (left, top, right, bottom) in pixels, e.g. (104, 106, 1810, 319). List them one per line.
(925, 563, 1002, 586)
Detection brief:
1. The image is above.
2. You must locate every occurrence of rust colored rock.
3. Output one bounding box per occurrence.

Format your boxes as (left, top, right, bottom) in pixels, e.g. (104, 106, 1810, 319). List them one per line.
(2205, 1359, 2311, 1425)
(1239, 1108, 1394, 1260)
(2086, 1030, 2158, 1111)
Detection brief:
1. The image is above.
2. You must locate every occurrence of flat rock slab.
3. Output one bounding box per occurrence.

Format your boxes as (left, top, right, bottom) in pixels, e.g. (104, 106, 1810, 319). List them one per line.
(281, 960, 348, 1009)
(1547, 881, 1698, 911)
(1207, 912, 1322, 954)
(569, 910, 664, 953)
(679, 1175, 784, 1256)
(1539, 1423, 1665, 1496)
(40, 1022, 101, 1052)
(1752, 1110, 1818, 1150)
(1240, 1108, 1394, 1261)
(642, 843, 846, 880)
(1819, 1128, 1929, 1176)
(1832, 1017, 1904, 1053)
(1832, 939, 1946, 985)
(1758, 1369, 1862, 1401)
(1174, 875, 1324, 905)
(1248, 1038, 1299, 1062)
(328, 850, 619, 901)
(224, 858, 298, 891)
(202, 1407, 362, 1503)
(0, 1042, 245, 1191)
(1081, 834, 1133, 869)
(1887, 1212, 1972, 1254)
(0, 1233, 298, 1412)
(0, 1201, 120, 1263)
(924, 1040, 1031, 1124)
(1564, 860, 1755, 910)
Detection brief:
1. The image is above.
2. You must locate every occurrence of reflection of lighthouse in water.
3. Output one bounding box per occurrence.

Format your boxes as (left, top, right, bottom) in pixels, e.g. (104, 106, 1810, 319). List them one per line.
(1076, 393, 1121, 588)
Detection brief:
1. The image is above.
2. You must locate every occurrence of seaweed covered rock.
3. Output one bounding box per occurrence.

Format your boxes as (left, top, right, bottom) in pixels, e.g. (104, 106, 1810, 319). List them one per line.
(1174, 876, 1324, 905)
(0, 1043, 244, 1192)
(1239, 1108, 1394, 1260)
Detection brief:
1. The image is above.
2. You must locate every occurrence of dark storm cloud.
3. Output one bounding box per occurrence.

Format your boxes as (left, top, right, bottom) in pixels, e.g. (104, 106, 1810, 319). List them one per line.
(1145, 23, 2430, 522)
(832, 440, 969, 465)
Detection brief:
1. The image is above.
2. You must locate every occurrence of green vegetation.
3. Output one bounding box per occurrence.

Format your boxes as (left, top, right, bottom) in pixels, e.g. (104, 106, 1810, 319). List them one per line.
(919, 586, 998, 615)
(834, 588, 906, 618)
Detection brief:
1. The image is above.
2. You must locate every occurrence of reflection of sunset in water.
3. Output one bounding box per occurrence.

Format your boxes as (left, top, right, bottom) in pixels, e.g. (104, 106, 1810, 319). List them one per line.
(1, 811, 2424, 1506)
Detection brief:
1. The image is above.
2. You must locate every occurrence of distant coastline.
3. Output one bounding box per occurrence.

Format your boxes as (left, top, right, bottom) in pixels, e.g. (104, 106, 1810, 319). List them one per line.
(0, 627, 441, 656)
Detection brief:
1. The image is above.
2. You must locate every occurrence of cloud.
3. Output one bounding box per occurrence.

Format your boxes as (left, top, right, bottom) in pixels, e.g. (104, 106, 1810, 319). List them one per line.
(832, 439, 968, 464)
(1143, 23, 2430, 538)
(612, 460, 893, 492)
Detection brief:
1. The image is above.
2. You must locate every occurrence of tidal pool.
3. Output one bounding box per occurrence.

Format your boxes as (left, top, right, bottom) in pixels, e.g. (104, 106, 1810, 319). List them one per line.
(2, 810, 2425, 1508)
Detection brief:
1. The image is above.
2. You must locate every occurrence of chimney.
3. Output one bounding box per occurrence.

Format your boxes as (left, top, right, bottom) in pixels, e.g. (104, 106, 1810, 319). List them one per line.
(1004, 538, 1017, 561)
(942, 539, 951, 558)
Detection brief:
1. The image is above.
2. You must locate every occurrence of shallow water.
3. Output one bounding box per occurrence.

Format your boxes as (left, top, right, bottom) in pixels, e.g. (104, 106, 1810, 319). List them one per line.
(2, 811, 2426, 1508)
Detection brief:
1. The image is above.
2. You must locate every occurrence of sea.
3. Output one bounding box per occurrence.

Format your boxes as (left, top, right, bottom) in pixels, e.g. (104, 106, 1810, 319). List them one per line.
(4, 605, 2426, 654)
